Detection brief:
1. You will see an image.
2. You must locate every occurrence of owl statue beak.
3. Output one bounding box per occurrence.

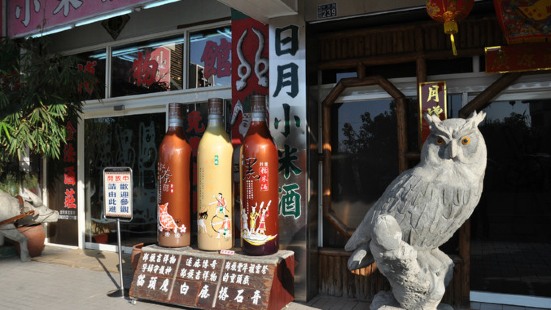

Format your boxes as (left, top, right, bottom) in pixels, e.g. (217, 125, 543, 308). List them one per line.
(447, 142, 458, 159)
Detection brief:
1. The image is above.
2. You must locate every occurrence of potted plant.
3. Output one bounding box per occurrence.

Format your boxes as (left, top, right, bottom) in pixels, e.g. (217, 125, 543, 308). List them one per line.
(0, 36, 101, 258)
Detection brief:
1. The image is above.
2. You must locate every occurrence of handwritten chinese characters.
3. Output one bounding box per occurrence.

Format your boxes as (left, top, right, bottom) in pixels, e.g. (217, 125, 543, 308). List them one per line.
(130, 247, 293, 310)
(103, 168, 133, 220)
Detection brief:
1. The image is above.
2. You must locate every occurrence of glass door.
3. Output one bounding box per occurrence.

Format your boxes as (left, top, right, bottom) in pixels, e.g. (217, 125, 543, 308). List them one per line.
(84, 113, 165, 248)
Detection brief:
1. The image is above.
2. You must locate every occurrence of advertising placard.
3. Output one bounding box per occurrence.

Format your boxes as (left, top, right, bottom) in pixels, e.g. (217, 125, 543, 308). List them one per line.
(103, 167, 133, 221)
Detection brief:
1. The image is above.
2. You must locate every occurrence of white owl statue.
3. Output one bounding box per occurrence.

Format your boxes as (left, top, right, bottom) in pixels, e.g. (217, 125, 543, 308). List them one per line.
(345, 111, 487, 310)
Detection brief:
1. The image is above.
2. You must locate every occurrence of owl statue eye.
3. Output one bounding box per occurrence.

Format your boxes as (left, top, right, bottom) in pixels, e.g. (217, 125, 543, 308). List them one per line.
(436, 137, 445, 145)
(461, 137, 471, 145)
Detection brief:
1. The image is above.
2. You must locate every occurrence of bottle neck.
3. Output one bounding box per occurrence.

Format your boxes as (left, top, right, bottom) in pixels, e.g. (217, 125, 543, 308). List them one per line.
(251, 111, 266, 123)
(207, 115, 224, 128)
(168, 118, 184, 129)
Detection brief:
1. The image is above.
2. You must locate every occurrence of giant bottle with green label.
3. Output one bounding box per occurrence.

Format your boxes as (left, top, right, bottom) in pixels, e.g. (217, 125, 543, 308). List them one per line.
(157, 102, 192, 247)
(240, 95, 279, 255)
(197, 98, 234, 250)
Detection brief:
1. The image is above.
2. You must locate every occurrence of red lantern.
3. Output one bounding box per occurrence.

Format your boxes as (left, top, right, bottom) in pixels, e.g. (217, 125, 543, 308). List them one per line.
(427, 0, 474, 55)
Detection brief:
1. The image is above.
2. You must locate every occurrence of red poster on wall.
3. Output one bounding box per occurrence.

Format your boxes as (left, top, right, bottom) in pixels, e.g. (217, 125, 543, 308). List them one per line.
(230, 9, 269, 145)
(47, 118, 79, 246)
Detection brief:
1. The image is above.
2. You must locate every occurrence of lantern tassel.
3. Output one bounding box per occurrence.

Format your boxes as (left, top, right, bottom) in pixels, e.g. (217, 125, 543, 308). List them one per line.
(450, 33, 457, 56)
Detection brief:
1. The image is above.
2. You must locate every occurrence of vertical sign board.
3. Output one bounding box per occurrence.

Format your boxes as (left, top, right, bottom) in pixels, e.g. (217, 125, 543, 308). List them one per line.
(103, 167, 133, 221)
(419, 81, 447, 144)
(230, 9, 270, 239)
(48, 118, 79, 246)
(269, 14, 309, 300)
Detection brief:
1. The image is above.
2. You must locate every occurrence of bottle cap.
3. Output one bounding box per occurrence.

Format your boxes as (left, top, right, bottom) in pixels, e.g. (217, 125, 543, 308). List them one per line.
(208, 98, 223, 115)
(251, 95, 267, 113)
(168, 103, 183, 119)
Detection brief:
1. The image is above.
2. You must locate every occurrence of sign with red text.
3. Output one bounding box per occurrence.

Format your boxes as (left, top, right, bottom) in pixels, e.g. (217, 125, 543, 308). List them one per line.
(8, 0, 160, 38)
(103, 167, 133, 221)
(486, 43, 551, 74)
(419, 81, 447, 144)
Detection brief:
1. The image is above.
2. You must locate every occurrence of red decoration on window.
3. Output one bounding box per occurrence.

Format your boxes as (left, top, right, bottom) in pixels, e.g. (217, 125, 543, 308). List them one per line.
(426, 0, 474, 55)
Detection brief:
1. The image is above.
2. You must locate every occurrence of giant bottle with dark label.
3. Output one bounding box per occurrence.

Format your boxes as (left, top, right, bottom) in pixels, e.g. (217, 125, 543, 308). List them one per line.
(157, 103, 192, 247)
(240, 95, 279, 255)
(197, 98, 233, 250)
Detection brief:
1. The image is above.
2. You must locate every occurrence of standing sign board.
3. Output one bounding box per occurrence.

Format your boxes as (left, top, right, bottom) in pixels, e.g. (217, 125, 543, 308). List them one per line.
(103, 167, 133, 221)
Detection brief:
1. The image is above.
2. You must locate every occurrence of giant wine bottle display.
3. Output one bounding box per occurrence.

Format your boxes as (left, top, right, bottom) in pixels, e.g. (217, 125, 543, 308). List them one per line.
(197, 98, 233, 250)
(240, 95, 279, 255)
(157, 103, 192, 247)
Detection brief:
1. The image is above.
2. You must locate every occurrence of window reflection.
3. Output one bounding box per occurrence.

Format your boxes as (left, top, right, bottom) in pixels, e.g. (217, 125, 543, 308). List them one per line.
(189, 26, 232, 88)
(111, 36, 185, 97)
(85, 114, 165, 246)
(471, 99, 551, 297)
(77, 49, 106, 99)
(327, 100, 399, 247)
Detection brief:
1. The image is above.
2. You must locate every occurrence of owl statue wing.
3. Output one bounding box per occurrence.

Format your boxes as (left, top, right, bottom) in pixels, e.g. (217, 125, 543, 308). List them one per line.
(345, 170, 435, 270)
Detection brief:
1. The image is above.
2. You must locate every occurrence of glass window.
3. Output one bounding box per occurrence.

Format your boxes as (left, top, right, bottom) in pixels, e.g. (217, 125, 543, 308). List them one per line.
(111, 36, 185, 97)
(84, 113, 165, 246)
(77, 49, 106, 99)
(471, 99, 551, 297)
(189, 26, 232, 88)
(325, 99, 400, 247)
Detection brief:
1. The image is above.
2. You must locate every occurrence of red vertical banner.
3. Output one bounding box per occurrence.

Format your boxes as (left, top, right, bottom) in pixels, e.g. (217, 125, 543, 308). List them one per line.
(48, 118, 79, 246)
(231, 10, 270, 239)
(62, 120, 78, 214)
(230, 10, 270, 145)
(419, 81, 447, 144)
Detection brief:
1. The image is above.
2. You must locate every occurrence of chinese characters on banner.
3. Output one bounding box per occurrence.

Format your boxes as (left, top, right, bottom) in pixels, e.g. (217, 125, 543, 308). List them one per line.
(8, 0, 154, 37)
(103, 168, 133, 220)
(60, 120, 78, 221)
(419, 81, 447, 144)
(485, 43, 551, 74)
(269, 17, 307, 224)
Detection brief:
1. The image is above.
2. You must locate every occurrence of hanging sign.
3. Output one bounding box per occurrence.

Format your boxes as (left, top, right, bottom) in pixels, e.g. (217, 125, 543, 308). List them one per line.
(486, 43, 551, 73)
(419, 81, 447, 144)
(103, 167, 133, 221)
(493, 0, 551, 45)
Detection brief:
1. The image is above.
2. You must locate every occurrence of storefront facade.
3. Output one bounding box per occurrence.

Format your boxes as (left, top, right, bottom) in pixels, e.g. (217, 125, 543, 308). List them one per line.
(3, 0, 550, 308)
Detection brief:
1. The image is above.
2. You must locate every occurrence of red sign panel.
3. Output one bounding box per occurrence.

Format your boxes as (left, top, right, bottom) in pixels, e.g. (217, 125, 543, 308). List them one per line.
(419, 81, 447, 144)
(7, 0, 156, 37)
(486, 43, 551, 73)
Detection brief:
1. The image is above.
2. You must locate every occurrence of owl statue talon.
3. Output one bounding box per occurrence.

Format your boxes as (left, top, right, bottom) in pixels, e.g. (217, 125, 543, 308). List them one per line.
(348, 245, 374, 270)
(346, 112, 487, 310)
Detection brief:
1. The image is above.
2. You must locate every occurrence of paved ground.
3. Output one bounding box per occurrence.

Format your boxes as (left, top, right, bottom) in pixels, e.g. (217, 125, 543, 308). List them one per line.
(1, 244, 545, 310)
(0, 244, 370, 310)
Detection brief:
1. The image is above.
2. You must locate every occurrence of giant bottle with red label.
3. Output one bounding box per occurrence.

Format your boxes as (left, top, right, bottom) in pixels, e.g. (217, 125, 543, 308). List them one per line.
(197, 98, 233, 250)
(157, 103, 192, 247)
(240, 95, 279, 255)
